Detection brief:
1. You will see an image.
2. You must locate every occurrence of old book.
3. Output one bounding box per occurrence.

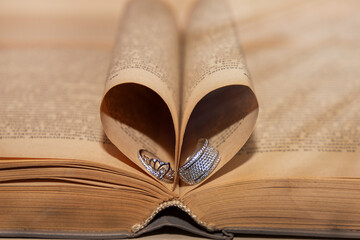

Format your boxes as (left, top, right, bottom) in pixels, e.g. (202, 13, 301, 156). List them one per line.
(0, 0, 359, 239)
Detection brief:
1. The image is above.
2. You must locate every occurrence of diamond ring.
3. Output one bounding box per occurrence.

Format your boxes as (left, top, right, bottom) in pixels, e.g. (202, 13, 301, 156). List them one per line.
(179, 138, 221, 185)
(138, 149, 175, 183)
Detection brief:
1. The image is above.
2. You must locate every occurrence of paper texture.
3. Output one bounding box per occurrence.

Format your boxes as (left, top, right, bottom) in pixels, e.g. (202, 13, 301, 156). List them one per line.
(101, 0, 180, 188)
(180, 0, 360, 232)
(179, 0, 258, 184)
(0, 0, 359, 238)
(0, 13, 138, 172)
(100, 0, 259, 188)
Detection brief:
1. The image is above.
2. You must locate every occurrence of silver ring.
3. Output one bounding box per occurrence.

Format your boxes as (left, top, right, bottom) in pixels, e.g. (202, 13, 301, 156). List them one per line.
(179, 138, 221, 185)
(138, 149, 174, 183)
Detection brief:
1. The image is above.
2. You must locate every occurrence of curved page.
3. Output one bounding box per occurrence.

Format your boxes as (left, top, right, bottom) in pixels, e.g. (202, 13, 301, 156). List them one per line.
(100, 0, 180, 189)
(179, 0, 259, 186)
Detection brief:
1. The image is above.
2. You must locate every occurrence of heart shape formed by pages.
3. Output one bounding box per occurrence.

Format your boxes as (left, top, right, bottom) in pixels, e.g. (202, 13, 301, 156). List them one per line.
(100, 0, 259, 189)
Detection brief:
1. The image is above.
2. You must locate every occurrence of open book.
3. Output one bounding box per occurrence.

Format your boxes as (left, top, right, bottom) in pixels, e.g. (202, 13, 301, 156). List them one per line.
(0, 0, 359, 239)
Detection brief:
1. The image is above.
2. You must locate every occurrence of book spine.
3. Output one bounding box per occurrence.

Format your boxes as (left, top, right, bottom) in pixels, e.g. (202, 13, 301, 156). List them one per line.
(131, 199, 217, 233)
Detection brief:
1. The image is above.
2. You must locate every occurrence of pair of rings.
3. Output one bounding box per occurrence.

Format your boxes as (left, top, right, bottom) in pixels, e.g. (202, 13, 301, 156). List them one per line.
(138, 138, 220, 185)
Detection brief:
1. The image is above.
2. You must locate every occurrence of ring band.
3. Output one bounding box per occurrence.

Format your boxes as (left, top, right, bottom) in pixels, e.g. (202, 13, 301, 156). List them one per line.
(179, 138, 221, 185)
(138, 149, 174, 183)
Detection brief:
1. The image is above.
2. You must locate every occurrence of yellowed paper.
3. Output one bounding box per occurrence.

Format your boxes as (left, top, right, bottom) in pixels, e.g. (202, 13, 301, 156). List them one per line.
(100, 0, 180, 188)
(0, 0, 152, 179)
(179, 0, 258, 184)
(181, 0, 360, 193)
(100, 0, 259, 188)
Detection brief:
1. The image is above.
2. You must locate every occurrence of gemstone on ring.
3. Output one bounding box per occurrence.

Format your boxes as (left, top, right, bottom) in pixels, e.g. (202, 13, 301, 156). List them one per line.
(179, 138, 221, 185)
(138, 149, 174, 183)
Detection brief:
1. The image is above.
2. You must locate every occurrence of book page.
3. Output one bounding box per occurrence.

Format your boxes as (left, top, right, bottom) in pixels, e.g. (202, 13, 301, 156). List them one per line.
(181, 0, 360, 233)
(0, 2, 178, 234)
(100, 0, 180, 187)
(181, 0, 360, 193)
(0, 0, 154, 178)
(179, 0, 259, 185)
